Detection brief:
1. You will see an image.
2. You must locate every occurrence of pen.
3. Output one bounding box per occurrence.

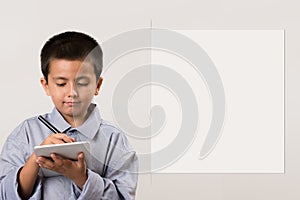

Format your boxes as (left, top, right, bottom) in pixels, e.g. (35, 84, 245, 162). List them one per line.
(38, 115, 61, 133)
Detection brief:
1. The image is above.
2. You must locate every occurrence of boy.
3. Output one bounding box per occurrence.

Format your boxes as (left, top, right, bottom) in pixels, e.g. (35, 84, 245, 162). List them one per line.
(0, 31, 138, 199)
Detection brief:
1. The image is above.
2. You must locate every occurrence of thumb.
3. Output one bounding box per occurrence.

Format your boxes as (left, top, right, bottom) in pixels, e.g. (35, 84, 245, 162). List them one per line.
(78, 152, 85, 167)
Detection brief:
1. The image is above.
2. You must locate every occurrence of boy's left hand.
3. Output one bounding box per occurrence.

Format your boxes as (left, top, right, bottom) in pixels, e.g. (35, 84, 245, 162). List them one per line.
(36, 152, 87, 189)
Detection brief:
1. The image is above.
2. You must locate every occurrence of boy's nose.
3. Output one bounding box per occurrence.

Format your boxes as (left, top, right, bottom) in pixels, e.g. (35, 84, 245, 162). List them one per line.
(68, 84, 78, 97)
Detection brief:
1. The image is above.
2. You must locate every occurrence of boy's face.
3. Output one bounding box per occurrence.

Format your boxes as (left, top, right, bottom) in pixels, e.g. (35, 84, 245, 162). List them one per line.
(40, 59, 103, 125)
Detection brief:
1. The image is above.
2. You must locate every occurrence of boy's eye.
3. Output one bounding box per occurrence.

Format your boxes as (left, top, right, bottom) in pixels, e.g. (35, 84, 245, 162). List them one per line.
(56, 83, 66, 87)
(76, 80, 90, 86)
(77, 82, 89, 86)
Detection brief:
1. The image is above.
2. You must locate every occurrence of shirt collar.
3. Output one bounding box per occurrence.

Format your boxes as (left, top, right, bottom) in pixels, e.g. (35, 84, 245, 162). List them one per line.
(49, 103, 102, 140)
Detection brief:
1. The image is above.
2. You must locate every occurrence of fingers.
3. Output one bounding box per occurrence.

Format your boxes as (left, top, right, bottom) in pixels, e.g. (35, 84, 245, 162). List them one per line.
(36, 154, 69, 173)
(52, 134, 74, 143)
(59, 134, 74, 143)
(50, 154, 63, 166)
(40, 133, 74, 145)
(36, 153, 86, 179)
(36, 156, 55, 169)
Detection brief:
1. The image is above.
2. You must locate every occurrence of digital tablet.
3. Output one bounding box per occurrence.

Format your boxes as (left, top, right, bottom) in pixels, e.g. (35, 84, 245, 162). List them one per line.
(34, 141, 91, 177)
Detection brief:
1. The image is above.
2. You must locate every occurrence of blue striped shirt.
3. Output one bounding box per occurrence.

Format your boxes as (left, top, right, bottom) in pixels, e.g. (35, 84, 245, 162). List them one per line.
(0, 104, 138, 199)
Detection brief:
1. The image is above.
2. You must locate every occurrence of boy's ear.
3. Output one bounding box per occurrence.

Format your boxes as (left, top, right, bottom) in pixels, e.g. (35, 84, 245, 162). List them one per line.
(40, 77, 50, 96)
(95, 77, 103, 96)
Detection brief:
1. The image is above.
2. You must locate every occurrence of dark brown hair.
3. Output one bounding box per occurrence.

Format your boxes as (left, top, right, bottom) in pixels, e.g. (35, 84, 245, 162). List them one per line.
(40, 31, 103, 82)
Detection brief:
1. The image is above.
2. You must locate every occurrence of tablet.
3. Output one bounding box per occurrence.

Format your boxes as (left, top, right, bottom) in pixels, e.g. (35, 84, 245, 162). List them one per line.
(34, 141, 91, 177)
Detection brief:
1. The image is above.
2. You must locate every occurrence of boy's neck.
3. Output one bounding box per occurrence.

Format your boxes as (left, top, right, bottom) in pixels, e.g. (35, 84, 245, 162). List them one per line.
(63, 113, 87, 128)
(67, 117, 86, 128)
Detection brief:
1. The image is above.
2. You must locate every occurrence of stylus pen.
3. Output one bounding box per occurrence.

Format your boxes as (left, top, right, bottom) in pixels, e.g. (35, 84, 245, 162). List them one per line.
(38, 115, 61, 133)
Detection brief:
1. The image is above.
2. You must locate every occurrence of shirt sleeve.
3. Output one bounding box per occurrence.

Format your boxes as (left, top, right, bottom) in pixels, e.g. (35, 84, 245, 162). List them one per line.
(0, 122, 42, 200)
(72, 144, 139, 200)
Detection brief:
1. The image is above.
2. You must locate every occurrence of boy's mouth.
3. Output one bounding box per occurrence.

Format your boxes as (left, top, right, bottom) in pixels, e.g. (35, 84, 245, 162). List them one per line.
(65, 101, 80, 107)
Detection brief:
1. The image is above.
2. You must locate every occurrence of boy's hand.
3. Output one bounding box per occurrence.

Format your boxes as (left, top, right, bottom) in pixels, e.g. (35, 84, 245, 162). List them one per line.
(36, 152, 87, 189)
(40, 133, 75, 145)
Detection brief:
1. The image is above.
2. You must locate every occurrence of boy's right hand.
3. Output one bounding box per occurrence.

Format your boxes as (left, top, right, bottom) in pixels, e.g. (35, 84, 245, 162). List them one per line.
(40, 133, 75, 145)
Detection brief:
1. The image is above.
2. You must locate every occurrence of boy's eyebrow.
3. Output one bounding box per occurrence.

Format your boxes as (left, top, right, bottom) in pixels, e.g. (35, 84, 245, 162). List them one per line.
(76, 76, 90, 80)
(52, 76, 91, 81)
(52, 76, 68, 81)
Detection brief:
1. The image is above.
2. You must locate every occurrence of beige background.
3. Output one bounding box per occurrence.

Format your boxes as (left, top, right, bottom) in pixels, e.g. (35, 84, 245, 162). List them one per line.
(0, 0, 298, 199)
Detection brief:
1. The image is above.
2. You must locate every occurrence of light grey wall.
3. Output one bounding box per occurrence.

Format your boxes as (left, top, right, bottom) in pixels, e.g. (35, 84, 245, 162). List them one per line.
(0, 1, 298, 199)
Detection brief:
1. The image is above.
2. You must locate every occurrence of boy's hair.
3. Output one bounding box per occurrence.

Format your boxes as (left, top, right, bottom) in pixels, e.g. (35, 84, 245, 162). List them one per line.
(41, 31, 103, 82)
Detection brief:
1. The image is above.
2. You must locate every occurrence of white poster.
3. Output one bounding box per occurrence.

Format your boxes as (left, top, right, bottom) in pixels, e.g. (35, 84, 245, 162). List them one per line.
(96, 29, 284, 173)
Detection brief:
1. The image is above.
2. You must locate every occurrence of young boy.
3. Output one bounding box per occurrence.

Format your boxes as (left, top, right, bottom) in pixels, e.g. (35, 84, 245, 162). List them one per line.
(0, 31, 138, 199)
